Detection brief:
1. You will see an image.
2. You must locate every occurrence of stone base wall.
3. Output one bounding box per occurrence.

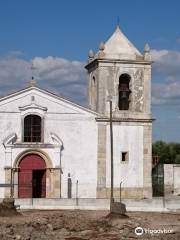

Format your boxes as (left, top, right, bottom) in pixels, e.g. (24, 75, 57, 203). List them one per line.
(97, 123, 106, 189)
(97, 187, 144, 199)
(47, 169, 61, 198)
(4, 169, 11, 198)
(143, 124, 152, 199)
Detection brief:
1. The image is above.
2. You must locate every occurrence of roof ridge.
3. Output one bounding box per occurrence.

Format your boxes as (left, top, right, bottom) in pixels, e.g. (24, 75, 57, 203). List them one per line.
(0, 85, 100, 116)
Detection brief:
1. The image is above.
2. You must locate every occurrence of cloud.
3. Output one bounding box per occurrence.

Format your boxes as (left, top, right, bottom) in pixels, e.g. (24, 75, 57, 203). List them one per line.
(151, 49, 180, 105)
(32, 56, 87, 104)
(151, 49, 180, 75)
(0, 49, 179, 108)
(0, 54, 87, 106)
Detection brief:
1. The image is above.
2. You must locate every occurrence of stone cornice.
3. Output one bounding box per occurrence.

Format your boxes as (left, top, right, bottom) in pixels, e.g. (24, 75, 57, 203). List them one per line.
(95, 117, 154, 123)
(85, 58, 152, 69)
(10, 143, 60, 149)
(19, 102, 48, 112)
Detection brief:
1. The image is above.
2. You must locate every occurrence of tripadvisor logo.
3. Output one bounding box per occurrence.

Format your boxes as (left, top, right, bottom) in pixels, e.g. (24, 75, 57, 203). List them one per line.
(135, 227, 144, 236)
(135, 227, 173, 235)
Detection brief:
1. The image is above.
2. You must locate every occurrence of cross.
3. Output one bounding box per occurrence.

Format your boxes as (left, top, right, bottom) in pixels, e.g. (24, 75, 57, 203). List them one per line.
(30, 63, 37, 80)
(30, 63, 37, 87)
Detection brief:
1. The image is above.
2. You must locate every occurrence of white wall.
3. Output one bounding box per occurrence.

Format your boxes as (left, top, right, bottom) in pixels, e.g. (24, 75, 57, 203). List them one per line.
(164, 164, 180, 196)
(48, 117, 98, 198)
(106, 125, 144, 188)
(0, 88, 98, 198)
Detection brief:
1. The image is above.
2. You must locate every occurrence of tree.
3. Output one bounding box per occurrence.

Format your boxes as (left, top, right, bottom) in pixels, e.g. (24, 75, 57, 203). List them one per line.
(153, 141, 180, 164)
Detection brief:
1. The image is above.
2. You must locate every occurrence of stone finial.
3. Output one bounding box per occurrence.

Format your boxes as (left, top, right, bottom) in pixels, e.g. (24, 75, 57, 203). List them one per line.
(144, 43, 150, 53)
(98, 42, 105, 58)
(144, 43, 151, 61)
(99, 42, 105, 51)
(29, 77, 37, 87)
(88, 49, 94, 59)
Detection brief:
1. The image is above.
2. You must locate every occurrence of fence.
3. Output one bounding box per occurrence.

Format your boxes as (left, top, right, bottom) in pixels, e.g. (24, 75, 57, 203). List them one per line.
(152, 163, 164, 196)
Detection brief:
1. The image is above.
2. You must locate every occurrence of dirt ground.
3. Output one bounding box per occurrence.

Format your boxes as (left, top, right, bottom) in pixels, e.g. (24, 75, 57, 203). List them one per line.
(0, 210, 180, 240)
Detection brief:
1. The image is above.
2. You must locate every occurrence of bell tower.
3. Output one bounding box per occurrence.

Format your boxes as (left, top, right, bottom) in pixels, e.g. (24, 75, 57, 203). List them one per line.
(85, 26, 153, 199)
(85, 26, 151, 121)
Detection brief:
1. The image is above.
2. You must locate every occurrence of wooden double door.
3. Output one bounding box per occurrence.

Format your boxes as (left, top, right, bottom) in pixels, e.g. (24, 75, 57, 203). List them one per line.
(18, 154, 46, 198)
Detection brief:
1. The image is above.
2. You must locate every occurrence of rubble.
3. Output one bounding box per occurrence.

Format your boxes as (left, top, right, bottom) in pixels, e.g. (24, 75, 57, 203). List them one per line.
(0, 198, 20, 217)
(0, 210, 179, 239)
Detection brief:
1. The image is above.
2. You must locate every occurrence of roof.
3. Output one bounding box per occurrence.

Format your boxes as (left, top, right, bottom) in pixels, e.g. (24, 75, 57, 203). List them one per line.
(0, 85, 100, 116)
(100, 26, 143, 60)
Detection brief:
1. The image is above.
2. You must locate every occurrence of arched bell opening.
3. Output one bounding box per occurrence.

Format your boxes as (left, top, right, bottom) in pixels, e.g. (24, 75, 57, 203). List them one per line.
(118, 74, 131, 110)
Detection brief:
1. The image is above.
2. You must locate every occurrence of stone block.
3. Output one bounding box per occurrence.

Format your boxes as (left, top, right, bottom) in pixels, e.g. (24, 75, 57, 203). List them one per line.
(110, 201, 126, 215)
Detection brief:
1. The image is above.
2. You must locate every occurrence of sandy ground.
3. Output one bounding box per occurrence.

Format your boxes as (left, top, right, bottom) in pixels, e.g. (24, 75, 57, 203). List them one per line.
(0, 210, 180, 240)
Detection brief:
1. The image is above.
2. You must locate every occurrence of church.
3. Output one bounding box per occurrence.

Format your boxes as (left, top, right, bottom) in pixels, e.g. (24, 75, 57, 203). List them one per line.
(0, 26, 153, 200)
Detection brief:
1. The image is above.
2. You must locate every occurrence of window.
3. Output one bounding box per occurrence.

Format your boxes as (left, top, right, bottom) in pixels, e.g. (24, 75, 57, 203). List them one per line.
(92, 76, 96, 85)
(118, 74, 131, 110)
(24, 115, 41, 142)
(91, 76, 97, 110)
(121, 152, 128, 162)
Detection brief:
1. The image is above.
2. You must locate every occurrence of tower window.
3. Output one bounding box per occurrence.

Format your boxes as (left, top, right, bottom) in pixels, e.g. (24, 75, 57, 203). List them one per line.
(121, 152, 128, 162)
(24, 115, 41, 142)
(91, 76, 97, 110)
(118, 74, 131, 110)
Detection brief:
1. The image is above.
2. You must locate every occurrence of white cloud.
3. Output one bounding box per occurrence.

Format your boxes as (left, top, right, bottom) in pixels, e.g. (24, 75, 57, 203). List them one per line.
(151, 49, 169, 61)
(0, 49, 180, 108)
(0, 55, 87, 105)
(151, 49, 180, 75)
(151, 49, 180, 105)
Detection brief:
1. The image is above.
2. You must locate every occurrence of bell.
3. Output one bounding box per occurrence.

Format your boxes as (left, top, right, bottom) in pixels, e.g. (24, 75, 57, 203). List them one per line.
(121, 91, 127, 99)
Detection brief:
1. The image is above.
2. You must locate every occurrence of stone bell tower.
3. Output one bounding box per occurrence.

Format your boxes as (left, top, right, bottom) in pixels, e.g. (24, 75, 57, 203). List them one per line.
(85, 26, 153, 199)
(85, 25, 151, 120)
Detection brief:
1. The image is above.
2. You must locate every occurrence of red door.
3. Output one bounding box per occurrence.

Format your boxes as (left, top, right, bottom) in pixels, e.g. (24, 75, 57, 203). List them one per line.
(18, 154, 46, 198)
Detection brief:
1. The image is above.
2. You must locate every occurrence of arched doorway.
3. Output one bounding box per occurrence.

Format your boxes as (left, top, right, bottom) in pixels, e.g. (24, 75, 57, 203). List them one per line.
(18, 154, 46, 198)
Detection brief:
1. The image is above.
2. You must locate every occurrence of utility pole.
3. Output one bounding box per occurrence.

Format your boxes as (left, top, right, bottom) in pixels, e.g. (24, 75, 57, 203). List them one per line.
(107, 96, 126, 215)
(107, 96, 114, 211)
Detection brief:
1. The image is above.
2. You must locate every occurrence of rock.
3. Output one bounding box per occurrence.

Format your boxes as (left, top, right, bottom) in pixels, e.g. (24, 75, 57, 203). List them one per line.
(0, 198, 19, 217)
(108, 230, 119, 235)
(24, 237, 31, 240)
(110, 202, 127, 215)
(47, 223, 53, 231)
(52, 219, 64, 230)
(5, 224, 12, 228)
(98, 227, 104, 233)
(15, 235, 21, 240)
(32, 222, 40, 229)
(7, 228, 14, 235)
(79, 229, 93, 236)
(59, 228, 70, 236)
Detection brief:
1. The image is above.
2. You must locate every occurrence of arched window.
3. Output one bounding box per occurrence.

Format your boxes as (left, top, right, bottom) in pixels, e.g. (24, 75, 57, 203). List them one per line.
(91, 76, 97, 110)
(92, 76, 96, 85)
(118, 74, 131, 110)
(24, 115, 41, 142)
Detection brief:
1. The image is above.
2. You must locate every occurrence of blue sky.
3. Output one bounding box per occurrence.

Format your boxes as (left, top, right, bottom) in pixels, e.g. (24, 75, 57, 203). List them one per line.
(0, 0, 180, 142)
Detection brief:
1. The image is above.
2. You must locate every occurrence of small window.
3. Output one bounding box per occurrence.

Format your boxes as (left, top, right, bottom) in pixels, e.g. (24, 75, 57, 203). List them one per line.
(121, 152, 128, 162)
(24, 115, 41, 142)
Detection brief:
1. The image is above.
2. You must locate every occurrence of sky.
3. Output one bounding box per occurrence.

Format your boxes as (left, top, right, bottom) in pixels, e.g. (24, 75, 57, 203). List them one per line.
(0, 0, 180, 142)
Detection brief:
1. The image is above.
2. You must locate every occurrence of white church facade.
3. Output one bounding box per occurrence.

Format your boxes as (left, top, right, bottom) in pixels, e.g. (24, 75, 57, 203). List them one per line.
(0, 26, 153, 200)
